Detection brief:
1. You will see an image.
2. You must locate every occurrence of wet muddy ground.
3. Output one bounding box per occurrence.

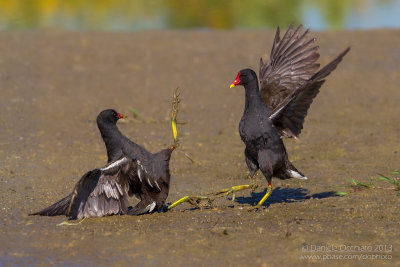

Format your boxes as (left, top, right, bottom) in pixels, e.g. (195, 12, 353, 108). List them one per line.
(0, 29, 399, 266)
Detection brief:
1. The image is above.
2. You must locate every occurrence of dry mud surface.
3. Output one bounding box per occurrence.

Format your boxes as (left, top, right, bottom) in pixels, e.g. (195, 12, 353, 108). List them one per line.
(0, 29, 399, 266)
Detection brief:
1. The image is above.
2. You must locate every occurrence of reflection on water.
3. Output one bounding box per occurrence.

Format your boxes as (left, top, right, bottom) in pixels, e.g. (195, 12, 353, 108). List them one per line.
(0, 0, 398, 30)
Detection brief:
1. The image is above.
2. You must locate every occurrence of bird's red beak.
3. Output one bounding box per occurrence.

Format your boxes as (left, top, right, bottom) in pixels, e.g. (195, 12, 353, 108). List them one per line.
(230, 72, 241, 88)
(117, 113, 127, 119)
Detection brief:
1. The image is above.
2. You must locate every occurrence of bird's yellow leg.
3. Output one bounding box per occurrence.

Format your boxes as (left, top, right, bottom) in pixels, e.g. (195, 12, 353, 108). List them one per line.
(57, 217, 86, 226)
(256, 182, 272, 207)
(216, 184, 253, 201)
(167, 174, 261, 211)
(168, 196, 189, 210)
(167, 195, 209, 210)
(215, 173, 259, 201)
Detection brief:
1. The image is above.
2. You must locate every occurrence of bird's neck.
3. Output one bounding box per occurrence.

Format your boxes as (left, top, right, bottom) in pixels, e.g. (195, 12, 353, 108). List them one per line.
(243, 79, 265, 110)
(97, 122, 125, 162)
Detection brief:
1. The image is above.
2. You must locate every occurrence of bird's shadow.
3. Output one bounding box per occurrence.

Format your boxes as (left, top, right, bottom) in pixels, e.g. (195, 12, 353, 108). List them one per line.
(235, 187, 338, 207)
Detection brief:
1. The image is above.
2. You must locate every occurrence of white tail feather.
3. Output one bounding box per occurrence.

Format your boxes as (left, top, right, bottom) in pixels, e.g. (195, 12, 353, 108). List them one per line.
(289, 170, 307, 180)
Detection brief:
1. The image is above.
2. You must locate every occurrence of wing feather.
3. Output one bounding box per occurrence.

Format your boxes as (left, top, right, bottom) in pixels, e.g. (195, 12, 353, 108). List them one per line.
(68, 157, 132, 219)
(259, 24, 320, 112)
(269, 47, 350, 138)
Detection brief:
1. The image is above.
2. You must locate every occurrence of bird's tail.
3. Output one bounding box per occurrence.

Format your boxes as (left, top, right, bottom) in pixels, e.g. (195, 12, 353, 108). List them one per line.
(29, 193, 72, 216)
(282, 160, 308, 180)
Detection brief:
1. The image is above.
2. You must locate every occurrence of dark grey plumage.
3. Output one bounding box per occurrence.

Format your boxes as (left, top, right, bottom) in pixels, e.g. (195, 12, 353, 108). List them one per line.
(30, 109, 174, 218)
(230, 24, 349, 207)
(96, 109, 173, 215)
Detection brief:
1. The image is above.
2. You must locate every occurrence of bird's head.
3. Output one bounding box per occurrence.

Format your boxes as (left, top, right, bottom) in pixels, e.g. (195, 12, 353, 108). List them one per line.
(230, 69, 257, 88)
(97, 109, 126, 125)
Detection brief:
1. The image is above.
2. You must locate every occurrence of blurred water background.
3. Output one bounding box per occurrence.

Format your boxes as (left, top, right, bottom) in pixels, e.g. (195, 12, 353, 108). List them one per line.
(0, 0, 398, 31)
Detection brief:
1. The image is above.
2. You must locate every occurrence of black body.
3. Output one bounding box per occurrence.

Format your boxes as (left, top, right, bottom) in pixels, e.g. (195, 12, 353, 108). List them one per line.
(238, 69, 305, 182)
(232, 24, 350, 188)
(30, 109, 174, 218)
(239, 72, 299, 181)
(96, 109, 173, 215)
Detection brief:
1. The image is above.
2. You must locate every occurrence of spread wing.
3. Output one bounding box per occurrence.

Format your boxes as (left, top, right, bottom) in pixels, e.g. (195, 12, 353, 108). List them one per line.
(68, 157, 132, 219)
(259, 23, 320, 111)
(269, 47, 350, 138)
(30, 157, 133, 219)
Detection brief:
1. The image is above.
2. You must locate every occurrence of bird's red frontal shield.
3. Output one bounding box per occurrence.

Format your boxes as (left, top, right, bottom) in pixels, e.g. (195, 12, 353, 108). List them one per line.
(230, 72, 241, 88)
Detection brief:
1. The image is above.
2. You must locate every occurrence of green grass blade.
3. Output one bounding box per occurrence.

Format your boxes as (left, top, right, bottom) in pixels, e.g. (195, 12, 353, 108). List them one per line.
(129, 107, 140, 118)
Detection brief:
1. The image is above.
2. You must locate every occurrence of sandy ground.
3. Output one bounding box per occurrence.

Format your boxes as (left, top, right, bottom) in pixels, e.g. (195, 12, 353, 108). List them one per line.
(0, 29, 399, 266)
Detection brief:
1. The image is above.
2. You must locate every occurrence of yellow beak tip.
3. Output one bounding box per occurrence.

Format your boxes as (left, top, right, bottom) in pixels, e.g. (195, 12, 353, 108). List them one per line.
(230, 84, 236, 88)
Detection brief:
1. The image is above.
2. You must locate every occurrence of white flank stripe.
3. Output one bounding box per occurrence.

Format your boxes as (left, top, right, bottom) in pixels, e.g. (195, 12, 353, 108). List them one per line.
(147, 178, 153, 188)
(154, 180, 161, 191)
(137, 169, 142, 182)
